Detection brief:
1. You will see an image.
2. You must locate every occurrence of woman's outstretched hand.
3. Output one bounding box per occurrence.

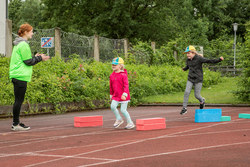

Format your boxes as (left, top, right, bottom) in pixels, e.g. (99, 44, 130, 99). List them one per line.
(40, 54, 50, 61)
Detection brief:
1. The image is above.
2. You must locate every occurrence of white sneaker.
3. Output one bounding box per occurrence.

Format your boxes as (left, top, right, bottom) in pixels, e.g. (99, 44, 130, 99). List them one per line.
(113, 120, 124, 128)
(125, 123, 135, 129)
(11, 123, 30, 131)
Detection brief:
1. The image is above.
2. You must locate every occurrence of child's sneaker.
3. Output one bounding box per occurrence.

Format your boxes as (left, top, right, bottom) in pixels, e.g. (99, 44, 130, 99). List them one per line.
(124, 123, 135, 129)
(113, 120, 124, 128)
(180, 108, 187, 115)
(11, 123, 30, 131)
(200, 98, 205, 109)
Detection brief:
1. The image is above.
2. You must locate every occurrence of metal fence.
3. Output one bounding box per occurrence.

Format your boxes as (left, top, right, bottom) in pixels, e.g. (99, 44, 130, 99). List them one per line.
(11, 28, 244, 76)
(61, 30, 94, 60)
(12, 28, 56, 56)
(12, 28, 126, 62)
(99, 37, 125, 62)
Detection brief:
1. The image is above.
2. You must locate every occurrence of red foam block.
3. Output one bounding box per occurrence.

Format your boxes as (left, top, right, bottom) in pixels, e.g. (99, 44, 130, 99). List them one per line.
(74, 121, 103, 127)
(136, 117, 165, 125)
(74, 116, 103, 122)
(136, 123, 166, 131)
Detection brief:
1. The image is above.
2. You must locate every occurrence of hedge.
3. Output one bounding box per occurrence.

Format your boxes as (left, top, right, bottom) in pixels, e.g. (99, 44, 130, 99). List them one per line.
(0, 56, 221, 113)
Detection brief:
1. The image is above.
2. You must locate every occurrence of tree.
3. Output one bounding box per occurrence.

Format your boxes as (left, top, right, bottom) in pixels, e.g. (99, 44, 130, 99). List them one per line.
(17, 0, 44, 29)
(234, 21, 250, 101)
(192, 0, 249, 41)
(41, 0, 185, 43)
(8, 0, 22, 33)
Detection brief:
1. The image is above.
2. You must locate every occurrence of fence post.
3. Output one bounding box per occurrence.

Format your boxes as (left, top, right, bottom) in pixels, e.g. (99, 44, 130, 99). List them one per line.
(124, 38, 129, 59)
(151, 42, 156, 53)
(94, 34, 100, 61)
(5, 19, 12, 57)
(200, 46, 203, 55)
(54, 27, 61, 58)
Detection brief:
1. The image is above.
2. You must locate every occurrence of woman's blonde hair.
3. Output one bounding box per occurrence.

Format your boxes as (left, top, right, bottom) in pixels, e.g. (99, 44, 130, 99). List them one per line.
(192, 50, 203, 57)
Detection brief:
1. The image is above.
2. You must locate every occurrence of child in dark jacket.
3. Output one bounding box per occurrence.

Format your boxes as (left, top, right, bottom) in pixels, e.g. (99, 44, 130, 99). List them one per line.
(110, 57, 135, 129)
(180, 45, 224, 115)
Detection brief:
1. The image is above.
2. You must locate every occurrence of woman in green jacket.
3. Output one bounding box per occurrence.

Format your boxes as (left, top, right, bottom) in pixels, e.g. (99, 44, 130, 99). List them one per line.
(9, 23, 50, 131)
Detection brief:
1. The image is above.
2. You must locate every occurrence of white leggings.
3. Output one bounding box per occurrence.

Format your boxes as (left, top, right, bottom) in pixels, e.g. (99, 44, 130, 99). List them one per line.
(110, 100, 133, 124)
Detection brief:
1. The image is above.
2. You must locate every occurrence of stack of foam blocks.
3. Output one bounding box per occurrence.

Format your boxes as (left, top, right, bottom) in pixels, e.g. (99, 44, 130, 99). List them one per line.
(195, 108, 231, 123)
(136, 117, 166, 131)
(74, 116, 103, 127)
(195, 109, 222, 123)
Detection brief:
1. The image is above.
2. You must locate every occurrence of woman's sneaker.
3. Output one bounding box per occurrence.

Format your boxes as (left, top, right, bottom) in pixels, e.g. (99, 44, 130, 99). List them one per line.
(11, 123, 30, 131)
(180, 108, 187, 115)
(125, 123, 135, 129)
(200, 99, 205, 109)
(113, 120, 124, 128)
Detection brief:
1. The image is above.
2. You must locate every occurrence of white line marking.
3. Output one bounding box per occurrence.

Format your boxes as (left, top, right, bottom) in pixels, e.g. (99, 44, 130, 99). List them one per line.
(22, 122, 232, 167)
(27, 152, 116, 161)
(169, 128, 250, 137)
(2, 112, 249, 167)
(0, 139, 137, 158)
(79, 141, 250, 167)
(0, 130, 128, 149)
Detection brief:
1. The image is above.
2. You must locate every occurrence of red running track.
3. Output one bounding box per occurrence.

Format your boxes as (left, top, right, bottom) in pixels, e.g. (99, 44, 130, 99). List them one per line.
(0, 106, 249, 167)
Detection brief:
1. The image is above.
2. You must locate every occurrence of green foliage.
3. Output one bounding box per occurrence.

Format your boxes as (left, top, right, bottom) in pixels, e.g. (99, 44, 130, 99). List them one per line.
(0, 56, 222, 110)
(127, 42, 178, 66)
(233, 21, 250, 101)
(8, 0, 44, 32)
(8, 0, 22, 33)
(142, 77, 247, 104)
(192, 0, 249, 40)
(8, 0, 249, 47)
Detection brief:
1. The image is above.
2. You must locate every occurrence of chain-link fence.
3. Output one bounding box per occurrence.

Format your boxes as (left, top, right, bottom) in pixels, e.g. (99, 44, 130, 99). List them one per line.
(61, 31, 94, 60)
(13, 28, 55, 56)
(12, 28, 126, 62)
(11, 28, 244, 76)
(99, 37, 125, 62)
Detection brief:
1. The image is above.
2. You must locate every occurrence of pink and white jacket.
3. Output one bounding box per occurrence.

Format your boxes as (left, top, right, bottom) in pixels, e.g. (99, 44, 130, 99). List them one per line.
(110, 69, 131, 102)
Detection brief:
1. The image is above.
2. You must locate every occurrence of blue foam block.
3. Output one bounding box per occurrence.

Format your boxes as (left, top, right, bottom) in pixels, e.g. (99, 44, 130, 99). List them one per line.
(195, 109, 222, 123)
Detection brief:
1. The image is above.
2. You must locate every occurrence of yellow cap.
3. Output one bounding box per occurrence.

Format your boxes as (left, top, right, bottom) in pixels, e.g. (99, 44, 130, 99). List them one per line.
(183, 45, 196, 54)
(112, 57, 124, 65)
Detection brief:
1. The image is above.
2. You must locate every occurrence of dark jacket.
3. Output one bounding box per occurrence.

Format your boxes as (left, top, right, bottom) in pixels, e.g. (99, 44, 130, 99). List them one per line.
(183, 54, 222, 83)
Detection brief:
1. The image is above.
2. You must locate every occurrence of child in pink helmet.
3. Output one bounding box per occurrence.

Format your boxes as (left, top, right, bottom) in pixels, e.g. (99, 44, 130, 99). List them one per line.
(110, 57, 135, 129)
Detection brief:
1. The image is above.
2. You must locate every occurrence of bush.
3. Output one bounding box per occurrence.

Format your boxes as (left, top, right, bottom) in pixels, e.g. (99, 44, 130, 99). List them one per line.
(233, 22, 250, 101)
(127, 42, 178, 66)
(0, 56, 222, 112)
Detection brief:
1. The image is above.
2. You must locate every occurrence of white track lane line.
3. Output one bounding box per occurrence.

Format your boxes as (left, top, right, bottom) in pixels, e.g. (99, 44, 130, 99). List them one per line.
(0, 129, 130, 149)
(22, 121, 238, 167)
(0, 139, 137, 158)
(79, 141, 250, 167)
(0, 112, 160, 136)
(2, 114, 249, 166)
(0, 112, 190, 145)
(0, 128, 108, 144)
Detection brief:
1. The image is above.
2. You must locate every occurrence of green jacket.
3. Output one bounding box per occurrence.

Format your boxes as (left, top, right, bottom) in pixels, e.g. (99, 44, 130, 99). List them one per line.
(9, 37, 33, 82)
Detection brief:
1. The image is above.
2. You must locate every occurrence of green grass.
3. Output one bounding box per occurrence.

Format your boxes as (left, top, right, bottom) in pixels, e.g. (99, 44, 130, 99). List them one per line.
(141, 77, 249, 104)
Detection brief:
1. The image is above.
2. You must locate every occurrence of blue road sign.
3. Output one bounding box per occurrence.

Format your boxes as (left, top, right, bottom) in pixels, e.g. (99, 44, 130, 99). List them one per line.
(41, 37, 54, 48)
